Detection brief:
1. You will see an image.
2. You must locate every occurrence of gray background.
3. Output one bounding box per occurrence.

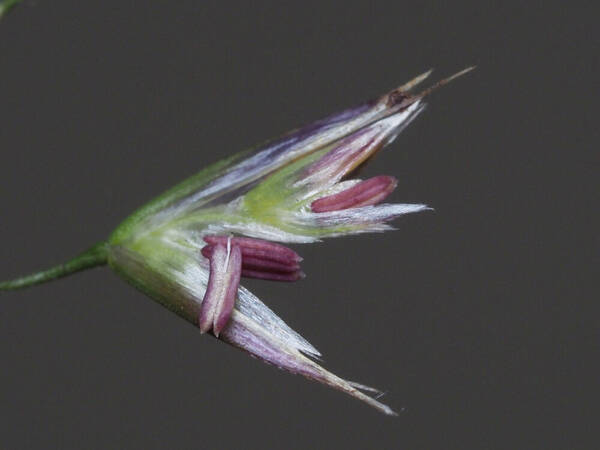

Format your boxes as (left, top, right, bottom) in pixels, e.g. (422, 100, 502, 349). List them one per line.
(0, 1, 596, 449)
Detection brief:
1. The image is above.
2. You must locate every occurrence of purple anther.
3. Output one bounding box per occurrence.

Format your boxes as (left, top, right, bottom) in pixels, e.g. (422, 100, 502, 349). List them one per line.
(240, 269, 305, 282)
(199, 242, 242, 337)
(202, 236, 304, 282)
(240, 255, 300, 273)
(204, 236, 302, 264)
(310, 175, 398, 213)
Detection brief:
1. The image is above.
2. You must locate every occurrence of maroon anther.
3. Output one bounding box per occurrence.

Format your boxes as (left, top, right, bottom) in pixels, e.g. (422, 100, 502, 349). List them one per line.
(310, 175, 398, 213)
(202, 236, 304, 282)
(200, 236, 304, 336)
(240, 269, 305, 282)
(204, 236, 302, 263)
(199, 242, 242, 337)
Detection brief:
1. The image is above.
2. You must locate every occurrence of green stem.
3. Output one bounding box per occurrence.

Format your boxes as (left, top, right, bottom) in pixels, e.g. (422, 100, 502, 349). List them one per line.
(0, 241, 108, 291)
(0, 0, 22, 19)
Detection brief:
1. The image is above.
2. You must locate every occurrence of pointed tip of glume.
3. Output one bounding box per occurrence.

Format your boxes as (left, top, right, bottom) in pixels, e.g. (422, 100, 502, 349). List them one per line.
(384, 70, 434, 107)
(416, 66, 476, 99)
(398, 68, 434, 92)
(441, 65, 476, 85)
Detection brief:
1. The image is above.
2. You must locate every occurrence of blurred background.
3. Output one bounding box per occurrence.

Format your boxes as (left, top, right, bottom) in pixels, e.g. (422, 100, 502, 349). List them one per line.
(0, 1, 596, 449)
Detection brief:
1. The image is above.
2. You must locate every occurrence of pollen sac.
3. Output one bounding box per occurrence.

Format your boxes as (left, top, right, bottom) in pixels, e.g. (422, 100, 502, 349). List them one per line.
(202, 236, 304, 282)
(310, 175, 398, 213)
(199, 243, 242, 337)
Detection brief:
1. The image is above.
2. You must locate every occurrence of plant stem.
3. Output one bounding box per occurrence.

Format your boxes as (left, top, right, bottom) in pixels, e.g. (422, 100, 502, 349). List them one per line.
(0, 0, 22, 19)
(0, 241, 108, 291)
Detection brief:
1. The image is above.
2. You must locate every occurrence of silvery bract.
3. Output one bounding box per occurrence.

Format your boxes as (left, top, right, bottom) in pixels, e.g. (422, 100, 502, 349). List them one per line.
(1, 68, 472, 415)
